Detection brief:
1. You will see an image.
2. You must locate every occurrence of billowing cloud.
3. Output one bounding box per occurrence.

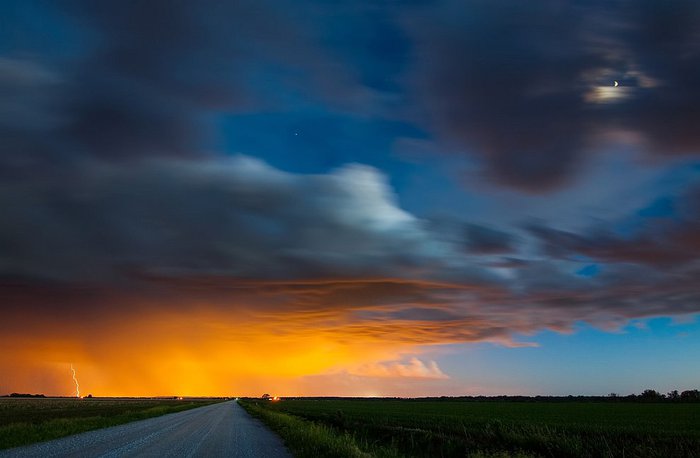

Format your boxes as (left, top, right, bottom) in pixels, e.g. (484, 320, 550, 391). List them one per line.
(0, 156, 441, 282)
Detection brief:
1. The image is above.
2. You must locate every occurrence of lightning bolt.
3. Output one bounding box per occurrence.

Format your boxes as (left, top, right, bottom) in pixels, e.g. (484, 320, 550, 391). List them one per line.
(70, 363, 80, 398)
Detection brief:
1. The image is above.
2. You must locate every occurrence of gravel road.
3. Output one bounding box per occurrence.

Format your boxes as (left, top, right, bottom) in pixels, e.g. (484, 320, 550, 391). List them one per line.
(1, 401, 291, 458)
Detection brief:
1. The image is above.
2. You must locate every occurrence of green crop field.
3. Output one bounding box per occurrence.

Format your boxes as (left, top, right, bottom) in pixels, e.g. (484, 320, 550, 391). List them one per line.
(0, 397, 222, 450)
(240, 398, 700, 458)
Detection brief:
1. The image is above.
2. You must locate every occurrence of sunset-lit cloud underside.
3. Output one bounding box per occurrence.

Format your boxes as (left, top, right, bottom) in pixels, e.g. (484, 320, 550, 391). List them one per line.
(1, 285, 455, 397)
(0, 277, 507, 396)
(3, 273, 696, 396)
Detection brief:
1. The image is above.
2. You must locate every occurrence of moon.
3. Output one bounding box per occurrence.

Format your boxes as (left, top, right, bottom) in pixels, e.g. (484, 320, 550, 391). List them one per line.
(614, 80, 619, 87)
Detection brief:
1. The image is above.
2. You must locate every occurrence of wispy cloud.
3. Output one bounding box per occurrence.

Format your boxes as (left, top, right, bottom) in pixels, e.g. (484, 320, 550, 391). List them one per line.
(350, 358, 449, 379)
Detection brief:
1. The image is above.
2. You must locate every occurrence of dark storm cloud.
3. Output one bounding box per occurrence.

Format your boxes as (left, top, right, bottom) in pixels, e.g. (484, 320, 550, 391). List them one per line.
(528, 185, 700, 267)
(529, 224, 699, 267)
(69, 0, 321, 159)
(464, 224, 515, 254)
(0, 156, 448, 282)
(0, 57, 67, 176)
(0, 0, 351, 168)
(402, 0, 604, 190)
(5, 0, 699, 188)
(403, 0, 700, 190)
(622, 0, 700, 154)
(63, 0, 305, 105)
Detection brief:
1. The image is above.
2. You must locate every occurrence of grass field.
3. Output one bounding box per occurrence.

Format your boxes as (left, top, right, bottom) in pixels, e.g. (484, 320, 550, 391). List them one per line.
(0, 397, 222, 450)
(240, 398, 700, 458)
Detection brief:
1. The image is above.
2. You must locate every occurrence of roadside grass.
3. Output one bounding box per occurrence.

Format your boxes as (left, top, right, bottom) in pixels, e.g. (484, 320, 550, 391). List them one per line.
(240, 400, 373, 458)
(242, 399, 700, 458)
(0, 398, 221, 450)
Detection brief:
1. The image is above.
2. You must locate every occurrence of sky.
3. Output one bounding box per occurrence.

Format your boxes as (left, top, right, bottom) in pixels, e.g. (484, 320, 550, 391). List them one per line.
(1, 0, 699, 397)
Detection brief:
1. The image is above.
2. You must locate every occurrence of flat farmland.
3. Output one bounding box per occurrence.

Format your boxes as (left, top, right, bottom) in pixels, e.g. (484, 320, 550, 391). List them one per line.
(0, 397, 221, 450)
(242, 398, 700, 458)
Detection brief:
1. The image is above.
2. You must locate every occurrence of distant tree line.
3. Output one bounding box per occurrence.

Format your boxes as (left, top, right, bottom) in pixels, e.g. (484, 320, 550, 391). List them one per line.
(2, 393, 46, 398)
(277, 389, 700, 403)
(608, 389, 700, 402)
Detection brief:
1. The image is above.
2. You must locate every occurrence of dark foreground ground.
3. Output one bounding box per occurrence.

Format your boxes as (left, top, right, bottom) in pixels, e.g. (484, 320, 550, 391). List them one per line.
(0, 401, 290, 458)
(0, 397, 223, 450)
(241, 398, 700, 458)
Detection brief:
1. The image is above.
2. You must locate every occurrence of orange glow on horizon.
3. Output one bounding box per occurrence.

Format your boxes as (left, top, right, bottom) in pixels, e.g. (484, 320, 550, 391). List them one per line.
(0, 304, 461, 397)
(0, 276, 521, 397)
